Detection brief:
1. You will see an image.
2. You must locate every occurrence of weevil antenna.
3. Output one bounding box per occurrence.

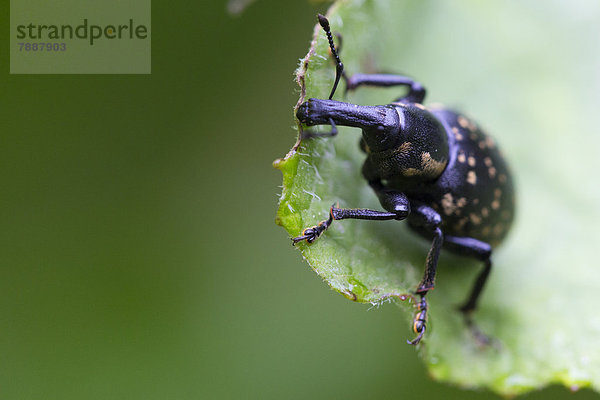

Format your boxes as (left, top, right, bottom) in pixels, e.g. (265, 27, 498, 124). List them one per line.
(318, 14, 344, 100)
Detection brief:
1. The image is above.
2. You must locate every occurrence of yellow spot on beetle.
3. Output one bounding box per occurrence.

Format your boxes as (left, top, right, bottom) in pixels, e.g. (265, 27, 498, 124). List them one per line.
(467, 171, 477, 185)
(441, 193, 456, 215)
(468, 156, 476, 167)
(420, 152, 447, 177)
(404, 152, 447, 178)
(470, 213, 482, 225)
(484, 157, 493, 167)
(494, 188, 502, 198)
(452, 127, 463, 141)
(394, 141, 412, 155)
(458, 115, 469, 128)
(481, 207, 489, 218)
(491, 199, 500, 210)
(457, 152, 466, 163)
(488, 166, 496, 178)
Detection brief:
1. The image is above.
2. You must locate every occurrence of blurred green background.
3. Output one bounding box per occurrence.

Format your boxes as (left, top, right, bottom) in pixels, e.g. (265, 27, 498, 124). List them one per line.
(1, 0, 599, 399)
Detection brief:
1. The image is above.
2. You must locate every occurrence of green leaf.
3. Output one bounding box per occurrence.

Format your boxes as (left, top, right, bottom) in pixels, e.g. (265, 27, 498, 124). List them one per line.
(275, 0, 600, 395)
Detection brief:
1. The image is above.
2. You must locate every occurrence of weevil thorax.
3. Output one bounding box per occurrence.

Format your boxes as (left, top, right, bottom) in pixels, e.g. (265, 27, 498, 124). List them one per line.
(362, 103, 449, 188)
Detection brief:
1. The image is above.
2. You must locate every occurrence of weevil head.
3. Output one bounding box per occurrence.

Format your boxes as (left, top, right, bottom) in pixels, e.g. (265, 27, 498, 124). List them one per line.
(361, 103, 449, 186)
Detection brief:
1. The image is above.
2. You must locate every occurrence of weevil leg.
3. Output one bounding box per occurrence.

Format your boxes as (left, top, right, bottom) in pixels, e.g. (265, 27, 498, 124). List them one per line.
(406, 203, 443, 345)
(444, 235, 494, 345)
(444, 236, 493, 313)
(345, 73, 426, 104)
(291, 206, 402, 244)
(368, 181, 411, 215)
(292, 207, 334, 245)
(292, 189, 409, 245)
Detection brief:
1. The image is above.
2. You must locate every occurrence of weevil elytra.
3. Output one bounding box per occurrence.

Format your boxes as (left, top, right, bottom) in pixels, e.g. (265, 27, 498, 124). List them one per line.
(292, 14, 514, 345)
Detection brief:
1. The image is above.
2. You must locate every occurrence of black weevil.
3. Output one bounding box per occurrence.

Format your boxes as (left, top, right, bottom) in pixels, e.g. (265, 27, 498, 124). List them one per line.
(292, 15, 515, 345)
